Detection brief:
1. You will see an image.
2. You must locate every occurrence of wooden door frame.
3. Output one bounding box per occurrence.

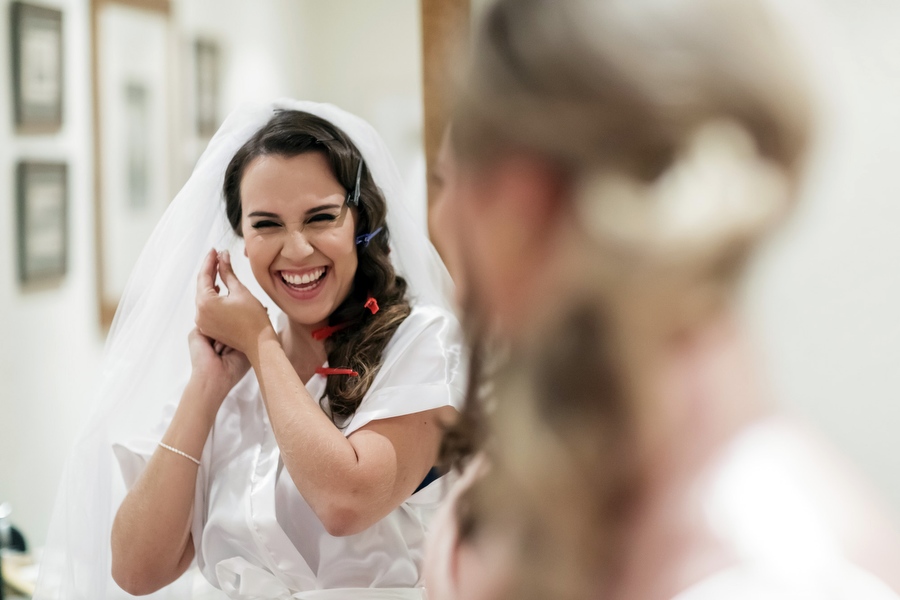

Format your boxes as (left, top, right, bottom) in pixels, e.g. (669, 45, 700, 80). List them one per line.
(420, 0, 470, 210)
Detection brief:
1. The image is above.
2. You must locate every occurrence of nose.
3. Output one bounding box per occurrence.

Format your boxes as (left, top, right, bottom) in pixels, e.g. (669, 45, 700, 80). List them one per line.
(281, 228, 315, 261)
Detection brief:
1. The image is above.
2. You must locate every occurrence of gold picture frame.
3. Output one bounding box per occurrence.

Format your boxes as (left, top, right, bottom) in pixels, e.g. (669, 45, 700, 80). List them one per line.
(91, 0, 172, 328)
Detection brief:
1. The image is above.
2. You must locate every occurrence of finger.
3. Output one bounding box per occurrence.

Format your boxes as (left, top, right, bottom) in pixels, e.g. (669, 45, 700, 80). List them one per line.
(217, 250, 244, 292)
(213, 341, 226, 356)
(189, 327, 212, 343)
(197, 249, 219, 298)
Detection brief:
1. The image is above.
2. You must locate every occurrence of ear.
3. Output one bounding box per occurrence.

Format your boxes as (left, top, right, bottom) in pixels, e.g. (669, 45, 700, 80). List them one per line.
(244, 244, 248, 258)
(488, 155, 568, 250)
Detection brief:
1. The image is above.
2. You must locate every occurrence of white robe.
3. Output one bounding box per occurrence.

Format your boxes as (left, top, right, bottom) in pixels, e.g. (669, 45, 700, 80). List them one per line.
(115, 305, 466, 599)
(672, 418, 900, 600)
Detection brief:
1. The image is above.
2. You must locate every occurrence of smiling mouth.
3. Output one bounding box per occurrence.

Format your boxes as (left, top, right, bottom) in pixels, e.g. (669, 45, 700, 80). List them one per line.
(280, 267, 328, 291)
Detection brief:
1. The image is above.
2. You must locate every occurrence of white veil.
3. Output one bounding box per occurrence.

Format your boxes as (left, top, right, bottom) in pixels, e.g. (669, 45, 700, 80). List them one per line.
(34, 99, 454, 599)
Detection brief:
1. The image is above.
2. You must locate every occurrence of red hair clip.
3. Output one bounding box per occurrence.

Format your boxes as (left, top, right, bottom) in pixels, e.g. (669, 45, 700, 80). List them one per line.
(365, 296, 379, 315)
(315, 367, 359, 377)
(311, 322, 349, 341)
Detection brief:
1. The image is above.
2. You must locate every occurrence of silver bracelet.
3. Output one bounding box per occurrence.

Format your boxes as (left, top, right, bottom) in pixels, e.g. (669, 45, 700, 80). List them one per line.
(158, 442, 201, 466)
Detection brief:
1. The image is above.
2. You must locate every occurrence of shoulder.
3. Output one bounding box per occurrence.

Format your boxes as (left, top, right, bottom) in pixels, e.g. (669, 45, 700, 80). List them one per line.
(381, 304, 465, 367)
(374, 304, 466, 392)
(698, 417, 900, 592)
(672, 563, 900, 600)
(340, 305, 467, 435)
(395, 304, 463, 338)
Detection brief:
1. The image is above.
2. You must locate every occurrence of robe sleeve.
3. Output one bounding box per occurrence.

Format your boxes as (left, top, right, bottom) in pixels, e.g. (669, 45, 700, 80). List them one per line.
(111, 400, 180, 490)
(342, 304, 467, 437)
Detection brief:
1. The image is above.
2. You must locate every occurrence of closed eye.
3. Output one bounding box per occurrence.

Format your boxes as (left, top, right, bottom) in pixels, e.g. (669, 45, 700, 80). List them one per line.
(307, 213, 338, 223)
(251, 220, 281, 230)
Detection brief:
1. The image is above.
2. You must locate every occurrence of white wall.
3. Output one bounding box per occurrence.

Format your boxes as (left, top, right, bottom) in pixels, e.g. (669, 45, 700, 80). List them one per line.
(171, 0, 312, 183)
(0, 0, 105, 549)
(293, 0, 426, 210)
(172, 0, 425, 195)
(744, 0, 900, 511)
(176, 0, 308, 109)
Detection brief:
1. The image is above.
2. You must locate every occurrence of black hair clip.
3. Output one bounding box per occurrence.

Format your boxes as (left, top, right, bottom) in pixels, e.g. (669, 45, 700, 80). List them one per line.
(356, 227, 383, 247)
(346, 159, 363, 207)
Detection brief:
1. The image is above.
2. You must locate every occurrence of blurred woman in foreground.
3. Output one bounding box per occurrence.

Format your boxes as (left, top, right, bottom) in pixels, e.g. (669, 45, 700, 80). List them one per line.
(425, 0, 900, 598)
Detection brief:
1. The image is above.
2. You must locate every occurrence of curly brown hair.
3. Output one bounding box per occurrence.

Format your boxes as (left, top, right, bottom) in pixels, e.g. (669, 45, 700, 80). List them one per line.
(223, 110, 411, 422)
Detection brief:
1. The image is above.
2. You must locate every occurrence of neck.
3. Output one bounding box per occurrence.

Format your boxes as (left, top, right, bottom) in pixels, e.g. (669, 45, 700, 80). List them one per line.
(280, 318, 329, 380)
(640, 310, 773, 486)
(613, 313, 775, 600)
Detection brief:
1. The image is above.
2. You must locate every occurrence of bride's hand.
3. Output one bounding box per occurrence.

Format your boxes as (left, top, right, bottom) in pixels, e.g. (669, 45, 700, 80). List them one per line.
(187, 327, 250, 400)
(195, 248, 273, 355)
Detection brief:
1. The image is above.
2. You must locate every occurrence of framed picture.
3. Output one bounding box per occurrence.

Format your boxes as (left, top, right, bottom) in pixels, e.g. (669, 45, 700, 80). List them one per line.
(16, 161, 68, 285)
(125, 81, 150, 209)
(10, 1, 64, 132)
(93, 0, 171, 327)
(195, 38, 220, 137)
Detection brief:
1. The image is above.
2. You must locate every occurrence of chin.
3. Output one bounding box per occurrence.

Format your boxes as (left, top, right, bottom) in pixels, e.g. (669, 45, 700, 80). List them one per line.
(281, 303, 334, 328)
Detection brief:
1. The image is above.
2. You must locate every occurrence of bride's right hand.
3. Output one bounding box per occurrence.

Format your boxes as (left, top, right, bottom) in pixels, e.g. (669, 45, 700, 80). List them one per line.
(187, 327, 251, 403)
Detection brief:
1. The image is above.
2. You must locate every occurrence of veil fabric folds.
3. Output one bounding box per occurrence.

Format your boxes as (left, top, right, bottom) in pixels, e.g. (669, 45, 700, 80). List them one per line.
(34, 99, 454, 600)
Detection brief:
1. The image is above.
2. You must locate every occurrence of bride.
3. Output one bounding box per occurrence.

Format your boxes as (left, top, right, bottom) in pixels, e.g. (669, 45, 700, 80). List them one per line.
(35, 101, 464, 600)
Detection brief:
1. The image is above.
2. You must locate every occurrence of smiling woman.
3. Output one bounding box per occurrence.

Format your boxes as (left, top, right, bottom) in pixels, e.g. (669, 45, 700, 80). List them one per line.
(219, 112, 416, 422)
(242, 154, 357, 310)
(34, 101, 465, 600)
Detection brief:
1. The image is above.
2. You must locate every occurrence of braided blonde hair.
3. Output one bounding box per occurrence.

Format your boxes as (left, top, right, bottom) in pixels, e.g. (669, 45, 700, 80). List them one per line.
(448, 0, 811, 597)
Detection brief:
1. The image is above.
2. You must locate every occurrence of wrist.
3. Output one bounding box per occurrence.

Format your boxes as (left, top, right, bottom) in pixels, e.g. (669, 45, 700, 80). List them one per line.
(229, 313, 274, 354)
(167, 381, 219, 456)
(246, 325, 281, 368)
(185, 372, 232, 414)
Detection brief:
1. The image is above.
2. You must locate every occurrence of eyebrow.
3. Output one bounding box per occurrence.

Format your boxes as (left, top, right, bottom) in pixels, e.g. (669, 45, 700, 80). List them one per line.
(305, 203, 343, 215)
(247, 203, 342, 220)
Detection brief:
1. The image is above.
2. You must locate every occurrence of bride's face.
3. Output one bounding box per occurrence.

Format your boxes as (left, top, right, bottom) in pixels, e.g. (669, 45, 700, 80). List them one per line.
(239, 152, 359, 328)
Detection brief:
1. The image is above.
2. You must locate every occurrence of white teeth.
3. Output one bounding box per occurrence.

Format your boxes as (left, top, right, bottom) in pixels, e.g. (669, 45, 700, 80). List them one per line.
(282, 268, 325, 287)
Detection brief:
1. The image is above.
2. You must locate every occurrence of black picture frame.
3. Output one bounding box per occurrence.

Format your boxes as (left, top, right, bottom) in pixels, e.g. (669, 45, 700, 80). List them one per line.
(10, 1, 64, 132)
(16, 161, 68, 285)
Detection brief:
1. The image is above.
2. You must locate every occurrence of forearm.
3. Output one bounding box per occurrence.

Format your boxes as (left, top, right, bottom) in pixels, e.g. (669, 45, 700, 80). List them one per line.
(248, 330, 388, 531)
(111, 378, 219, 593)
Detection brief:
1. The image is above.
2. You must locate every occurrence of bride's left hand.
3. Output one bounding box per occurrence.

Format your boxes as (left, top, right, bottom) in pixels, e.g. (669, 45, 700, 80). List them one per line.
(195, 248, 273, 355)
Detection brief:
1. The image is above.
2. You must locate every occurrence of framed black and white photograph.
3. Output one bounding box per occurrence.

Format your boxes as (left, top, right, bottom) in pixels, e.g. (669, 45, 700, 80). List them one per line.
(125, 81, 150, 209)
(16, 161, 68, 285)
(93, 0, 171, 327)
(195, 38, 220, 137)
(10, 1, 64, 132)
